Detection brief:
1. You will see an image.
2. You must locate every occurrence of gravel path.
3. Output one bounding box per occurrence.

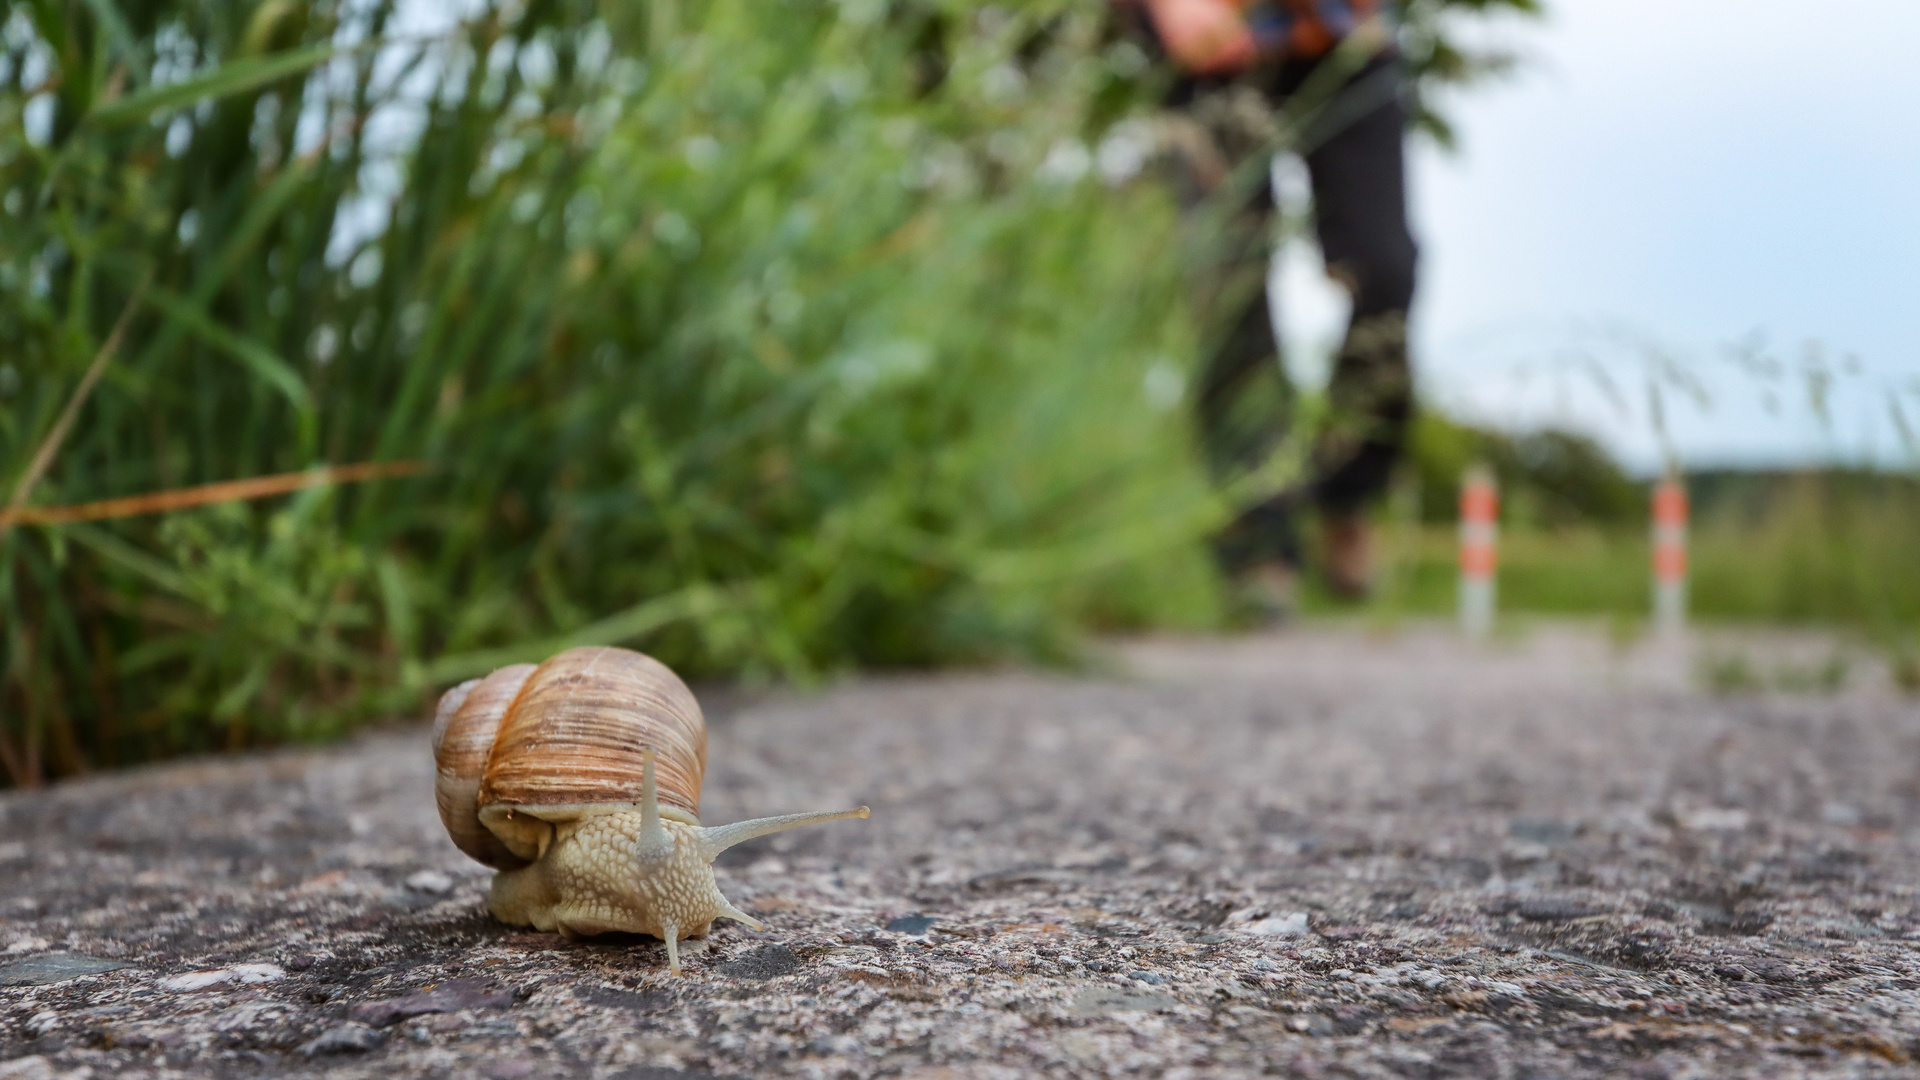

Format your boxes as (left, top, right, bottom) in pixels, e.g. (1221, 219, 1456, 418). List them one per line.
(3, 625, 1919, 1079)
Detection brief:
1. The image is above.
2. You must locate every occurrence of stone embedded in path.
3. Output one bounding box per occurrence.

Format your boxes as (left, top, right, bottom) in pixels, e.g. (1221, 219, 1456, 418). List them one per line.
(299, 1022, 385, 1056)
(0, 953, 130, 987)
(347, 977, 515, 1027)
(1517, 898, 1604, 922)
(715, 944, 802, 979)
(0, 1055, 57, 1080)
(1243, 912, 1311, 937)
(404, 869, 454, 894)
(156, 962, 284, 991)
(1071, 987, 1178, 1016)
(578, 985, 672, 1012)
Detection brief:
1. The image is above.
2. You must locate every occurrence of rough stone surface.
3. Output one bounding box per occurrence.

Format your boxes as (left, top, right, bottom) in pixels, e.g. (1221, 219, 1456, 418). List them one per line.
(2, 625, 1919, 1078)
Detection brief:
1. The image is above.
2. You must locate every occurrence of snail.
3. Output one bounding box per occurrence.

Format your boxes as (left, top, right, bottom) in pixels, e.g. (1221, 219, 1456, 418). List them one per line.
(431, 645, 869, 974)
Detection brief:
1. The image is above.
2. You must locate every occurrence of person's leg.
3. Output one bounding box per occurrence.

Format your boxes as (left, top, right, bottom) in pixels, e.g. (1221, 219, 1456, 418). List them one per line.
(1301, 57, 1419, 594)
(1192, 171, 1304, 581)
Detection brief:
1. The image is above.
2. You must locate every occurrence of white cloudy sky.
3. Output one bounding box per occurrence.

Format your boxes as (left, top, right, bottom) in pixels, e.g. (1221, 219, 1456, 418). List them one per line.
(1275, 0, 1920, 472)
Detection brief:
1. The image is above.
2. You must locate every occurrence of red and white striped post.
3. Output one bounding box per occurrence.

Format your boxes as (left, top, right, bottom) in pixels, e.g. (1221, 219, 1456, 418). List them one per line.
(1651, 475, 1688, 635)
(1459, 465, 1498, 638)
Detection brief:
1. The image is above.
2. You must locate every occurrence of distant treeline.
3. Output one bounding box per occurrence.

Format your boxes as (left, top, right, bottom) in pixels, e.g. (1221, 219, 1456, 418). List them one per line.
(1408, 414, 1920, 531)
(1361, 415, 1920, 641)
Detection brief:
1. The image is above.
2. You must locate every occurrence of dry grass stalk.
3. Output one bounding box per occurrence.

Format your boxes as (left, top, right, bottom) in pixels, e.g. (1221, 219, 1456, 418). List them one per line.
(0, 461, 425, 529)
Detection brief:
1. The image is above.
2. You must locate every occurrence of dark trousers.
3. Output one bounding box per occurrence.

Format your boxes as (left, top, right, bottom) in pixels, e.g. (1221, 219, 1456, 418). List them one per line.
(1192, 54, 1418, 572)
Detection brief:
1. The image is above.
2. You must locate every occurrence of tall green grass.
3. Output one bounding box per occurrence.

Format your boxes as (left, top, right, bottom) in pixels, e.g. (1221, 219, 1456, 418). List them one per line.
(0, 0, 1232, 783)
(1688, 471, 1920, 631)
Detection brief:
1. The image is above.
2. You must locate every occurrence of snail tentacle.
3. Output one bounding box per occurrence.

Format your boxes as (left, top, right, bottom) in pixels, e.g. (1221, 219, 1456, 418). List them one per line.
(661, 920, 681, 976)
(713, 898, 766, 932)
(694, 806, 872, 863)
(634, 747, 675, 868)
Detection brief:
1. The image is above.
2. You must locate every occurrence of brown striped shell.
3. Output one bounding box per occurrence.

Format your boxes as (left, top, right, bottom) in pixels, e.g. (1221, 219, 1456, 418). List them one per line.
(431, 663, 536, 869)
(430, 646, 708, 869)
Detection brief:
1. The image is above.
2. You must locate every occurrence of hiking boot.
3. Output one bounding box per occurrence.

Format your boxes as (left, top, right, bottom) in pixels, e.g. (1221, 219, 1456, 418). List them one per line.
(1319, 513, 1374, 599)
(1233, 560, 1299, 626)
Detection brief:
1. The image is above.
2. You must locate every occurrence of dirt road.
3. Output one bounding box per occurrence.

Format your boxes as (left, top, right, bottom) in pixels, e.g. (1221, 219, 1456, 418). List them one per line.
(3, 625, 1918, 1078)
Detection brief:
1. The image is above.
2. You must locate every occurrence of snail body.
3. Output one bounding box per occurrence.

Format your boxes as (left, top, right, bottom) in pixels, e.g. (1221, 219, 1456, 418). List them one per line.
(432, 646, 868, 973)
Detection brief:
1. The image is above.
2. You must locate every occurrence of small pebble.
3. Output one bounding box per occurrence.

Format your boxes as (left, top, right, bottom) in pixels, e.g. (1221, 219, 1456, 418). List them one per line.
(299, 1022, 384, 1056)
(1243, 913, 1311, 937)
(405, 869, 454, 894)
(0, 1055, 55, 1080)
(158, 963, 284, 991)
(349, 977, 515, 1027)
(24, 1010, 60, 1037)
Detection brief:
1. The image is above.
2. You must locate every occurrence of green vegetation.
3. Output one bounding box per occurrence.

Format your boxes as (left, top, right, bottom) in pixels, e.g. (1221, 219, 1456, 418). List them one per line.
(1695, 650, 1850, 696)
(3, 0, 1239, 782)
(7, 0, 1899, 788)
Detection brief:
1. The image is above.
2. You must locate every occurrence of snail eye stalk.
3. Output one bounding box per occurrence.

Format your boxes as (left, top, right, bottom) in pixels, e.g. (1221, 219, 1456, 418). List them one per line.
(693, 806, 872, 865)
(635, 747, 675, 867)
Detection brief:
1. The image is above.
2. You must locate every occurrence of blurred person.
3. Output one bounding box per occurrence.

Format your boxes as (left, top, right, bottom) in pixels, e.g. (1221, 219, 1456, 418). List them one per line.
(1124, 0, 1418, 609)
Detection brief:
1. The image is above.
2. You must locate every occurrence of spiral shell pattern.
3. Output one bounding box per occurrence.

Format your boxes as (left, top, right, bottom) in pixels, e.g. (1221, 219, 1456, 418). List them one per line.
(431, 646, 707, 869)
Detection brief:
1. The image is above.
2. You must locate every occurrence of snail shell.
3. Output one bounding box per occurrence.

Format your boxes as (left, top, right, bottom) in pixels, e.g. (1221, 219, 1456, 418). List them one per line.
(428, 645, 868, 973)
(432, 648, 706, 868)
(431, 662, 532, 870)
